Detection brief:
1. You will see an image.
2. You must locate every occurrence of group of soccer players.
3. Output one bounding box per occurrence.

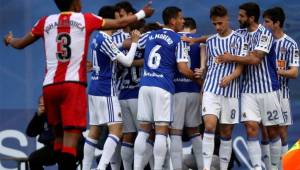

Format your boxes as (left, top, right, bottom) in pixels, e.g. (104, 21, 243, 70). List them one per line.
(4, 0, 299, 170)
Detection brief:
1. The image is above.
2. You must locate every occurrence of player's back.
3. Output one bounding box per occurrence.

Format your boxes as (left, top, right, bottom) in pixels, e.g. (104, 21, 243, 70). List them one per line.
(174, 32, 201, 93)
(140, 28, 183, 94)
(32, 12, 103, 86)
(88, 31, 118, 97)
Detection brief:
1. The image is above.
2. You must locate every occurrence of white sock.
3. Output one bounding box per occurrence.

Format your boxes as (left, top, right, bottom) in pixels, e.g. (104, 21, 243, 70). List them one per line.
(142, 140, 154, 168)
(202, 132, 215, 169)
(261, 142, 272, 170)
(153, 134, 168, 170)
(190, 134, 203, 169)
(270, 137, 282, 167)
(279, 143, 288, 170)
(134, 131, 149, 170)
(247, 139, 261, 168)
(163, 146, 170, 169)
(82, 137, 98, 170)
(97, 134, 120, 170)
(219, 138, 232, 170)
(121, 142, 134, 170)
(170, 135, 183, 170)
(110, 143, 121, 170)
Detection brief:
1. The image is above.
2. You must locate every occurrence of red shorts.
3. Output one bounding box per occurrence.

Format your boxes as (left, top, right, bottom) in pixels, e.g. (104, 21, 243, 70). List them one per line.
(43, 82, 87, 130)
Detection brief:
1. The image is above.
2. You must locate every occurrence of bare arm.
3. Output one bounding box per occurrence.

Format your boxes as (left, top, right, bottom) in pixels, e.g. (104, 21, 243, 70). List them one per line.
(4, 31, 39, 49)
(177, 62, 203, 85)
(181, 35, 210, 45)
(132, 58, 144, 67)
(217, 50, 265, 65)
(278, 66, 299, 79)
(220, 64, 244, 87)
(102, 5, 154, 30)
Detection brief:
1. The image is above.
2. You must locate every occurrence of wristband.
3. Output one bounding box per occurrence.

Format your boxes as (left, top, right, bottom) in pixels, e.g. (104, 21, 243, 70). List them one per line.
(135, 10, 146, 20)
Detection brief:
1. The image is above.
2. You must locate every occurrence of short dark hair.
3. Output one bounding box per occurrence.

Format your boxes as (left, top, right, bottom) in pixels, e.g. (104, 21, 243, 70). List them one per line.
(142, 22, 163, 33)
(239, 2, 260, 23)
(263, 7, 285, 28)
(98, 6, 115, 19)
(162, 6, 182, 25)
(115, 1, 136, 14)
(54, 0, 74, 12)
(184, 17, 196, 30)
(210, 5, 228, 18)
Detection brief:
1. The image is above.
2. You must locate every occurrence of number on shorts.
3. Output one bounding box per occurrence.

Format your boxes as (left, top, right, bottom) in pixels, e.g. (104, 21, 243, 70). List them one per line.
(92, 50, 100, 75)
(230, 109, 236, 119)
(282, 111, 288, 123)
(147, 45, 161, 69)
(56, 33, 71, 62)
(267, 110, 279, 121)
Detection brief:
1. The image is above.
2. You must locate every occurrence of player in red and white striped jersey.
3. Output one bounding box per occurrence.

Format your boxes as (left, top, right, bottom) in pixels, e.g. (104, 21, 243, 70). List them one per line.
(4, 0, 153, 169)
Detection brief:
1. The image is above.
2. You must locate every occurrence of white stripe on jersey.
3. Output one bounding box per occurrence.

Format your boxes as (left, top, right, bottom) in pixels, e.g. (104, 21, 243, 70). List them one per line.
(138, 32, 150, 49)
(176, 40, 189, 62)
(204, 31, 247, 98)
(274, 34, 299, 98)
(100, 37, 120, 61)
(43, 14, 59, 86)
(65, 13, 85, 81)
(112, 29, 130, 48)
(237, 24, 278, 93)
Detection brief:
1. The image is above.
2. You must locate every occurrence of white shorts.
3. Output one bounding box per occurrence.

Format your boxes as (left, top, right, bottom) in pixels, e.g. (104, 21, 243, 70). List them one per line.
(120, 98, 138, 133)
(202, 92, 239, 124)
(279, 94, 292, 126)
(88, 95, 122, 125)
(171, 92, 202, 129)
(241, 91, 284, 126)
(137, 86, 174, 122)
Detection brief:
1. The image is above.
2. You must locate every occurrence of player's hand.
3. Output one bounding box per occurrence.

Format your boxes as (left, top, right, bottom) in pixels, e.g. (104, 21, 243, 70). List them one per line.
(4, 31, 13, 46)
(131, 30, 141, 43)
(142, 3, 154, 18)
(86, 60, 93, 73)
(37, 103, 45, 116)
(277, 69, 285, 76)
(216, 52, 233, 64)
(219, 75, 232, 88)
(181, 36, 195, 45)
(194, 67, 206, 79)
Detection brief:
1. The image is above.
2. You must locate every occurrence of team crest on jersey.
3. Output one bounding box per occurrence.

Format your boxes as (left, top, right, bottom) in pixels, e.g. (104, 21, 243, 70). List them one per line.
(295, 49, 299, 58)
(260, 35, 269, 46)
(243, 43, 249, 51)
(280, 47, 287, 55)
(230, 42, 238, 49)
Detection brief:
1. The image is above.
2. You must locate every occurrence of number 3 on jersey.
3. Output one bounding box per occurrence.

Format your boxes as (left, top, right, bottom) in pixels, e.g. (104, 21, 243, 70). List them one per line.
(148, 45, 161, 69)
(56, 33, 71, 62)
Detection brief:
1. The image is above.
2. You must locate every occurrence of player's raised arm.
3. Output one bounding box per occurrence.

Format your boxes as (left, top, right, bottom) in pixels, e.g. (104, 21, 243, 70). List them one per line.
(4, 31, 39, 49)
(102, 4, 154, 30)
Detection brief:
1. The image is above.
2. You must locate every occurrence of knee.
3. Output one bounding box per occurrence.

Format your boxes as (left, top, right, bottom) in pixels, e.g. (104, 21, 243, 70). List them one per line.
(245, 123, 259, 137)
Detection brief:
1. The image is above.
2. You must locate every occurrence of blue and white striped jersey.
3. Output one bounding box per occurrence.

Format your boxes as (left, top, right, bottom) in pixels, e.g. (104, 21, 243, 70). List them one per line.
(112, 29, 130, 49)
(88, 31, 121, 96)
(139, 28, 189, 94)
(174, 32, 201, 93)
(237, 24, 280, 93)
(274, 34, 299, 98)
(204, 30, 247, 98)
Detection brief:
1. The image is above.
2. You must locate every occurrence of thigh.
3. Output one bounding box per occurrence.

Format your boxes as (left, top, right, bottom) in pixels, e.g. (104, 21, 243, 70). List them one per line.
(137, 86, 153, 122)
(185, 93, 202, 127)
(220, 96, 239, 124)
(153, 87, 173, 122)
(61, 83, 87, 129)
(121, 99, 137, 133)
(43, 85, 62, 127)
(171, 93, 187, 129)
(260, 91, 284, 126)
(202, 92, 221, 119)
(29, 146, 56, 166)
(241, 93, 261, 123)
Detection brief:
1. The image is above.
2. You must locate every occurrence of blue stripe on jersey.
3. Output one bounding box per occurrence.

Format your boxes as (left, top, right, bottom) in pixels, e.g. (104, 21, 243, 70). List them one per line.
(140, 28, 187, 94)
(274, 34, 299, 98)
(174, 32, 201, 93)
(237, 24, 280, 93)
(88, 31, 120, 96)
(112, 29, 130, 48)
(204, 31, 246, 98)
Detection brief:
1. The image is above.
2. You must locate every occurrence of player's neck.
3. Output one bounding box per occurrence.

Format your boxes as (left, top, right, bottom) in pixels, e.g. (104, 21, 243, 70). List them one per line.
(273, 29, 285, 39)
(103, 30, 113, 36)
(247, 22, 259, 32)
(164, 25, 175, 32)
(219, 28, 232, 37)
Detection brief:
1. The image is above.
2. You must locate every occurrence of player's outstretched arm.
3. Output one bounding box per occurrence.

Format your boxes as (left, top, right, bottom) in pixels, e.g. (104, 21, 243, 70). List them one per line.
(278, 66, 298, 79)
(219, 64, 244, 88)
(4, 31, 39, 49)
(102, 4, 154, 30)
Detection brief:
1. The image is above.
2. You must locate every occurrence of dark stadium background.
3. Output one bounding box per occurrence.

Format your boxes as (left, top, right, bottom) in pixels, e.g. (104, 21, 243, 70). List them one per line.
(0, 0, 299, 169)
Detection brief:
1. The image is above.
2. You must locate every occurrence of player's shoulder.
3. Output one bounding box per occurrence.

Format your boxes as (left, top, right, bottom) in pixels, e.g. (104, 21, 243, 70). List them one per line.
(232, 30, 245, 40)
(257, 24, 272, 35)
(284, 34, 298, 46)
(235, 28, 247, 35)
(206, 33, 218, 43)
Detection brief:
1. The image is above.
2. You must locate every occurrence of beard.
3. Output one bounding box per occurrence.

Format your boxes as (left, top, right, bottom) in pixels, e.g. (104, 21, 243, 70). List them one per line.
(239, 20, 250, 29)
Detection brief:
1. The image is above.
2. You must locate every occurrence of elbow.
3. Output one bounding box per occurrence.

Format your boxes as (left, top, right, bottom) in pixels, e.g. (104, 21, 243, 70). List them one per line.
(291, 72, 299, 79)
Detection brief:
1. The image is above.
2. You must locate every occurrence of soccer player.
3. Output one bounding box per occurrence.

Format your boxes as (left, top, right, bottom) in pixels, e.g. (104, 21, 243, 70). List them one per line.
(82, 6, 141, 170)
(4, 0, 153, 169)
(263, 6, 299, 167)
(170, 17, 204, 170)
(200, 5, 247, 170)
(217, 2, 284, 169)
(133, 6, 200, 170)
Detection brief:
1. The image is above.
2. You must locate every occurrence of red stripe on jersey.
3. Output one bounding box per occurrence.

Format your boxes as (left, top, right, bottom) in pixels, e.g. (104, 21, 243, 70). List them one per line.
(31, 16, 47, 37)
(53, 13, 71, 83)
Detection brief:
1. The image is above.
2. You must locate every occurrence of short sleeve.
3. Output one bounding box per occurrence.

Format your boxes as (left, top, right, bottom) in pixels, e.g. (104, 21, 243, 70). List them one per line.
(84, 13, 104, 33)
(254, 30, 273, 53)
(138, 32, 150, 49)
(288, 44, 299, 67)
(99, 37, 122, 61)
(31, 16, 47, 37)
(176, 40, 189, 63)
